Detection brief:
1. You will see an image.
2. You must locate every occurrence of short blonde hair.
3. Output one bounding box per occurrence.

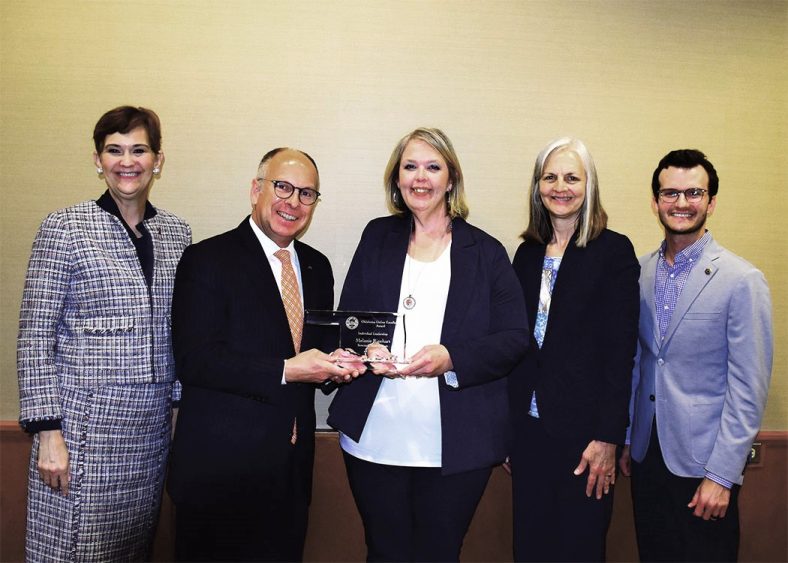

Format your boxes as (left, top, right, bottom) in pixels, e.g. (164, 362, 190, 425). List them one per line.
(383, 128, 469, 219)
(522, 137, 607, 247)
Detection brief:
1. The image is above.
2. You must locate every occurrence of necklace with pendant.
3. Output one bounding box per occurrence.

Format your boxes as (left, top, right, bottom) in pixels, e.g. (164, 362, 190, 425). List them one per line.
(402, 256, 423, 310)
(402, 216, 453, 310)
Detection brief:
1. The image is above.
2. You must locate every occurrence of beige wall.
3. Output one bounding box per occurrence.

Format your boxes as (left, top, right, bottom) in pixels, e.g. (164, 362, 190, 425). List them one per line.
(1, 0, 785, 427)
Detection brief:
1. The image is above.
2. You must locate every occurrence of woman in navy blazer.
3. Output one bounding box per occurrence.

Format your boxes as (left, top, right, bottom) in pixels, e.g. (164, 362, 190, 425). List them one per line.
(328, 128, 528, 562)
(509, 138, 639, 562)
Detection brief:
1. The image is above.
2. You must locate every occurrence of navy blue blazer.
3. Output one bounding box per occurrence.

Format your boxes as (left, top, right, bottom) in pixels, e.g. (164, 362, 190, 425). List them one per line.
(327, 215, 529, 475)
(168, 218, 334, 514)
(509, 229, 640, 447)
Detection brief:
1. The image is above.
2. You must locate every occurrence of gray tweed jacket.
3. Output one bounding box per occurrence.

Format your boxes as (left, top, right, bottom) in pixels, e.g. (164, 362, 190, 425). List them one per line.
(17, 198, 191, 429)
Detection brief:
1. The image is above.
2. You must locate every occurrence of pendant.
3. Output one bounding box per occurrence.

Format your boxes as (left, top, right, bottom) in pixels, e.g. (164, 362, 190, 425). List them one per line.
(403, 295, 416, 310)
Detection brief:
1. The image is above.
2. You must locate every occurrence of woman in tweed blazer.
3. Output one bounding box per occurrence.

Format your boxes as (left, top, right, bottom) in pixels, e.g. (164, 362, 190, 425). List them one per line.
(17, 106, 191, 562)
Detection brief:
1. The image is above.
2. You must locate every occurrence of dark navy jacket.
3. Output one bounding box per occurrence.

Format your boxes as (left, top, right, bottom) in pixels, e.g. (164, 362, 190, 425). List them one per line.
(328, 215, 529, 475)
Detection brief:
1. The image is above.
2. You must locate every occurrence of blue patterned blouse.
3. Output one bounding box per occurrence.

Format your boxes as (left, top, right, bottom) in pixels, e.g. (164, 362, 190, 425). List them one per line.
(529, 255, 562, 418)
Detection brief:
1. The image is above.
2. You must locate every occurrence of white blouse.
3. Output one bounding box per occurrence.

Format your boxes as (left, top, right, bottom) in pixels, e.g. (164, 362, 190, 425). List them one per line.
(340, 243, 452, 466)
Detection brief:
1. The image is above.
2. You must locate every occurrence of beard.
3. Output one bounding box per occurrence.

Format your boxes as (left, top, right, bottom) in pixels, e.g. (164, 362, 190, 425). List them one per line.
(660, 212, 708, 237)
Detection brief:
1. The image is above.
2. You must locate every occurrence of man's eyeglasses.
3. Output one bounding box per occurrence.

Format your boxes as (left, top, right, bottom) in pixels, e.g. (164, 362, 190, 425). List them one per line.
(657, 188, 708, 203)
(258, 178, 321, 206)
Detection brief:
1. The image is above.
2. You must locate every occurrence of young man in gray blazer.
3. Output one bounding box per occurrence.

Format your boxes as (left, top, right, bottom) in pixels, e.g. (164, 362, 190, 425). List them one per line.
(619, 149, 772, 562)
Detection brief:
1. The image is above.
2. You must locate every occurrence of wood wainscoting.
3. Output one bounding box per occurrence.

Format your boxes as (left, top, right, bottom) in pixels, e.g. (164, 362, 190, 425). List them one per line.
(1, 423, 785, 562)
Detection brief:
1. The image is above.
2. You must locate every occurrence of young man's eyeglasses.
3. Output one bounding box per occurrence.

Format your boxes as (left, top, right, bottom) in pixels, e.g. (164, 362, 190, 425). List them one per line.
(657, 188, 708, 203)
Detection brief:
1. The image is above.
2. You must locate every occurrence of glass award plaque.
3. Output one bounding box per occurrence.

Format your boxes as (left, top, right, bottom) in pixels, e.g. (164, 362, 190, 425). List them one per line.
(305, 309, 398, 356)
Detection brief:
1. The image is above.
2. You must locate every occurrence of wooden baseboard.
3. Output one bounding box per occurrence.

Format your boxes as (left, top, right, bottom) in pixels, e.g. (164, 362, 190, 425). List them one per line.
(2, 423, 785, 562)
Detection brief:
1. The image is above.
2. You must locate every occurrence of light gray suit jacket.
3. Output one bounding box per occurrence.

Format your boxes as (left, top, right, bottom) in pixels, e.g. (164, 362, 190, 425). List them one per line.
(629, 236, 772, 485)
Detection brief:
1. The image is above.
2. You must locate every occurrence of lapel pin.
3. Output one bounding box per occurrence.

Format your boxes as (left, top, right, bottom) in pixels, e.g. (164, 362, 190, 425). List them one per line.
(705, 268, 711, 275)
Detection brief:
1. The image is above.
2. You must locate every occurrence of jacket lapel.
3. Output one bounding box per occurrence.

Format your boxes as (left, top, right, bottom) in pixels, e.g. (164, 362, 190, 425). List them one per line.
(294, 240, 317, 309)
(539, 231, 583, 347)
(237, 218, 292, 348)
(441, 219, 477, 342)
(237, 218, 278, 287)
(377, 218, 411, 313)
(639, 251, 661, 349)
(522, 244, 545, 334)
(660, 239, 721, 350)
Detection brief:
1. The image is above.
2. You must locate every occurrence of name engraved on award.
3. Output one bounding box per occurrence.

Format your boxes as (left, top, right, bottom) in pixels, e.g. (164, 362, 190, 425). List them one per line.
(305, 310, 398, 355)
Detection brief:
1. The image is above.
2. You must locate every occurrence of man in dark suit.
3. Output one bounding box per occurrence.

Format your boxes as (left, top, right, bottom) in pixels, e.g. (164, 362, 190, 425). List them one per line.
(167, 148, 359, 561)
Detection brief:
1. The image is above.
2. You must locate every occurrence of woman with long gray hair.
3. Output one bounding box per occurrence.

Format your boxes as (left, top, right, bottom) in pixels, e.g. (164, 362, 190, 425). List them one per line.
(508, 138, 639, 562)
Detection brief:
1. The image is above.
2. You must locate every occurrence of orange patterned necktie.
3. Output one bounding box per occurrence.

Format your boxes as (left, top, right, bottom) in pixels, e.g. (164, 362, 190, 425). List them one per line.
(274, 249, 303, 353)
(274, 249, 302, 445)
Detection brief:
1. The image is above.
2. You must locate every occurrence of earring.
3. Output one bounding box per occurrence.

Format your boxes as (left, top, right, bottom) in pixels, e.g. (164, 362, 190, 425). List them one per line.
(96, 167, 103, 174)
(153, 167, 160, 175)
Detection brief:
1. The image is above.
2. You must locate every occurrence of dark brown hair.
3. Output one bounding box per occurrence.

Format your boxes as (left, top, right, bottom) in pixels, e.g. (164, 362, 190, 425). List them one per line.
(651, 149, 719, 200)
(93, 106, 162, 154)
